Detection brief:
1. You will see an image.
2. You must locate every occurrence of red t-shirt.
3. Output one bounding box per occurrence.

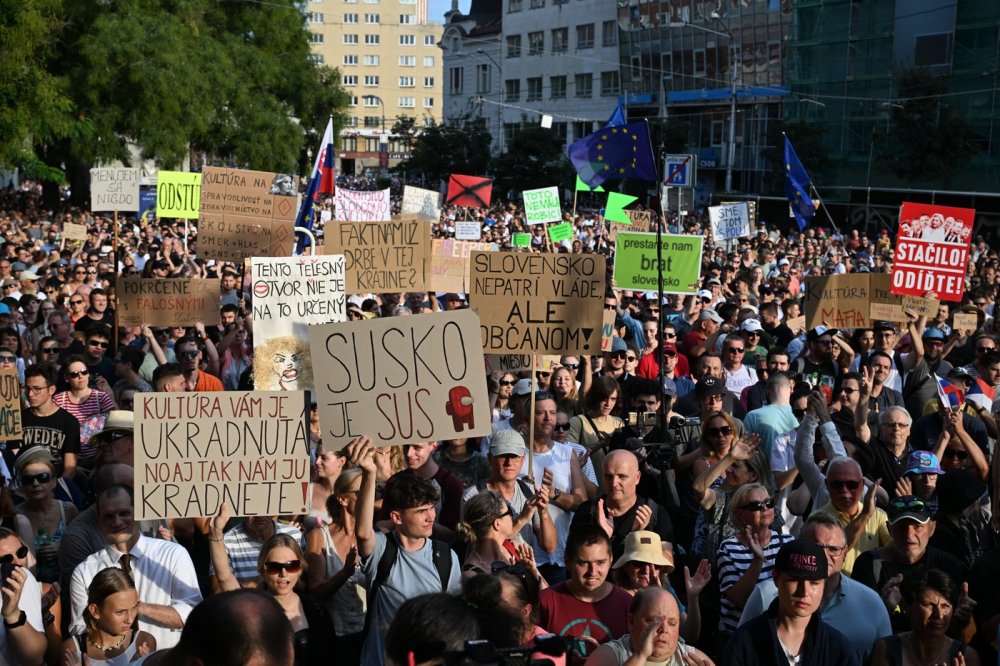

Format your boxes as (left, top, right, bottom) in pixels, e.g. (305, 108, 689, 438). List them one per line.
(538, 582, 631, 646)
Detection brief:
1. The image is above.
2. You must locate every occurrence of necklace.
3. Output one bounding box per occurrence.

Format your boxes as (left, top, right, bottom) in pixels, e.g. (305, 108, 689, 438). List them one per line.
(89, 631, 127, 654)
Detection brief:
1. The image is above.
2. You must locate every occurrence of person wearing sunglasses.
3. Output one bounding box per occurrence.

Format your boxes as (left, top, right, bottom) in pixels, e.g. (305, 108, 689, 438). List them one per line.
(457, 491, 541, 582)
(490, 373, 518, 422)
(174, 336, 223, 392)
(597, 338, 632, 386)
(54, 355, 116, 464)
(78, 325, 116, 386)
(0, 526, 48, 666)
(13, 448, 78, 586)
(210, 512, 335, 665)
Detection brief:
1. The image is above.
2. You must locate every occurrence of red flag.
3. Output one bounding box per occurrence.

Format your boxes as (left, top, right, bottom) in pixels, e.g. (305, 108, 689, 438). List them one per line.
(447, 174, 492, 208)
(318, 141, 336, 195)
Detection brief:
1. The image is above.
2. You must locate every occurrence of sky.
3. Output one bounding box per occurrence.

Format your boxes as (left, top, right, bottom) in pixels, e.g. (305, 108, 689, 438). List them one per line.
(428, 0, 456, 23)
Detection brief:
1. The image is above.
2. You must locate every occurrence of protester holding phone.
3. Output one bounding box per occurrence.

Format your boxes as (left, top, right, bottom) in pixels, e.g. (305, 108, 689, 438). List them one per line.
(0, 534, 46, 665)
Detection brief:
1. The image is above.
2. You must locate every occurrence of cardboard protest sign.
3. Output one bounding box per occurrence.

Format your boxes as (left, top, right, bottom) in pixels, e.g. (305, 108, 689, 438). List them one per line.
(447, 175, 492, 208)
(512, 233, 531, 247)
(134, 391, 310, 519)
(428, 239, 498, 293)
(63, 223, 88, 242)
(455, 221, 481, 241)
(953, 312, 978, 334)
(608, 209, 653, 241)
(523, 187, 562, 224)
(0, 368, 22, 443)
(90, 168, 140, 212)
(402, 185, 442, 221)
(321, 218, 428, 293)
(485, 354, 535, 374)
(156, 171, 202, 219)
(334, 188, 391, 221)
(469, 252, 605, 354)
(198, 167, 299, 263)
(785, 315, 805, 334)
(709, 202, 750, 239)
(802, 274, 874, 329)
(117, 278, 221, 327)
(548, 222, 573, 243)
(613, 233, 703, 294)
(722, 200, 756, 227)
(600, 310, 617, 352)
(309, 310, 491, 448)
(892, 202, 974, 302)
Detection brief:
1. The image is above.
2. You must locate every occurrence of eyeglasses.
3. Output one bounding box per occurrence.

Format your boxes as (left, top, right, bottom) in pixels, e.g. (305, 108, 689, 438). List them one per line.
(976, 347, 995, 354)
(0, 546, 29, 564)
(828, 479, 861, 491)
(0, 355, 15, 363)
(24, 385, 50, 394)
(609, 351, 627, 359)
(537, 372, 550, 378)
(943, 448, 968, 460)
(726, 347, 745, 354)
(817, 543, 847, 556)
(882, 421, 909, 429)
(69, 299, 84, 305)
(40, 347, 58, 355)
(663, 333, 677, 339)
(554, 422, 571, 432)
(87, 340, 109, 349)
(263, 560, 302, 575)
(19, 472, 52, 486)
(604, 304, 617, 311)
(625, 356, 637, 362)
(888, 497, 926, 514)
(740, 498, 775, 512)
(562, 363, 579, 369)
(179, 350, 200, 359)
(490, 562, 529, 578)
(499, 380, 516, 387)
(814, 339, 833, 346)
(67, 369, 90, 379)
(839, 387, 857, 395)
(706, 425, 733, 437)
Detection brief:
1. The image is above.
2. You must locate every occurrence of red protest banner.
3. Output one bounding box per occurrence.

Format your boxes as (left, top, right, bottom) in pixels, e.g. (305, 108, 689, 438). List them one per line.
(891, 202, 974, 302)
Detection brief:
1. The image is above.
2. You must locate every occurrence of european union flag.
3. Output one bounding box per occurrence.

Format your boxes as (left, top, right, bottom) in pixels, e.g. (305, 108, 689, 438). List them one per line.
(567, 120, 657, 190)
(785, 135, 816, 232)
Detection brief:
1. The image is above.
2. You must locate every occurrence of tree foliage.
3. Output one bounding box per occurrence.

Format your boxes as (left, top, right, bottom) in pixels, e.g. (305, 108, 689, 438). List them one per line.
(761, 118, 831, 195)
(398, 116, 492, 186)
(491, 123, 574, 195)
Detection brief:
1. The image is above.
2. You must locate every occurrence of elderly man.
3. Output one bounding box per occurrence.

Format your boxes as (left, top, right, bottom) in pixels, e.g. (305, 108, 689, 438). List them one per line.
(854, 399, 914, 493)
(739, 513, 890, 664)
(584, 587, 714, 666)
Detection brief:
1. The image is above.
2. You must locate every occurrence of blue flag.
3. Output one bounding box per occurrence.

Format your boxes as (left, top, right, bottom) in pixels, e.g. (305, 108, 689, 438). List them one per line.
(605, 104, 627, 128)
(784, 135, 815, 232)
(567, 120, 657, 190)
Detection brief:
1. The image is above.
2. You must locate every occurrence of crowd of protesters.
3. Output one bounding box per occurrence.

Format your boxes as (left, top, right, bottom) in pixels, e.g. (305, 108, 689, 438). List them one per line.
(0, 176, 997, 665)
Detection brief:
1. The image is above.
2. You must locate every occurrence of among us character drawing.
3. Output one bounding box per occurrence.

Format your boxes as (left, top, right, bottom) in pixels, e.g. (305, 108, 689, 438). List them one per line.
(253, 336, 314, 391)
(445, 386, 476, 431)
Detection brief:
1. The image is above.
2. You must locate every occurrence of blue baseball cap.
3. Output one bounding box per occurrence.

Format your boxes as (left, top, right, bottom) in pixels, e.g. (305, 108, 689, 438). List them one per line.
(922, 327, 946, 341)
(905, 451, 944, 475)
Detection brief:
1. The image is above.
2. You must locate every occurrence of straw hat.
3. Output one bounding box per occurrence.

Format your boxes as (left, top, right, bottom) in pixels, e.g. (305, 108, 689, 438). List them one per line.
(611, 530, 674, 572)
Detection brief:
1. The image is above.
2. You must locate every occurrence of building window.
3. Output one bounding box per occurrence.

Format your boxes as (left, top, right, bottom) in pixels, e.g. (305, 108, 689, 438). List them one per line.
(552, 122, 568, 142)
(526, 77, 543, 101)
(399, 55, 415, 66)
(602, 20, 617, 46)
(343, 75, 358, 86)
(509, 0, 522, 11)
(530, 0, 544, 7)
(342, 137, 357, 152)
(399, 97, 415, 108)
(400, 76, 415, 87)
(365, 137, 379, 151)
(364, 13, 378, 23)
(576, 24, 594, 49)
(343, 13, 358, 23)
(364, 34, 379, 44)
(449, 67, 464, 95)
(506, 35, 521, 58)
(343, 33, 358, 44)
(306, 12, 324, 23)
(424, 35, 436, 45)
(600, 71, 619, 96)
(423, 56, 435, 66)
(424, 97, 434, 108)
(363, 96, 379, 107)
(528, 31, 543, 55)
(364, 117, 380, 128)
(309, 33, 324, 43)
(363, 54, 379, 65)
(363, 75, 379, 86)
(343, 54, 358, 65)
(476, 64, 491, 93)
(400, 34, 415, 45)
(400, 14, 415, 24)
(348, 95, 358, 107)
(551, 28, 567, 53)
(572, 121, 592, 141)
(550, 75, 566, 99)
(574, 73, 592, 97)
(308, 53, 324, 64)
(505, 79, 520, 101)
(346, 116, 358, 127)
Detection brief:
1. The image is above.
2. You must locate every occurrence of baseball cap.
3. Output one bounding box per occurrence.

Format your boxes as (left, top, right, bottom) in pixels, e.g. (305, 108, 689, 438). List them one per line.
(695, 376, 727, 399)
(1, 279, 16, 288)
(699, 309, 723, 324)
(14, 446, 56, 477)
(706, 277, 721, 286)
(777, 258, 790, 266)
(512, 378, 535, 397)
(610, 338, 628, 353)
(489, 429, 527, 457)
(774, 539, 828, 580)
(887, 495, 933, 526)
(10, 262, 26, 272)
(806, 325, 837, 341)
(922, 327, 946, 341)
(905, 451, 944, 476)
(696, 289, 713, 301)
(662, 341, 677, 355)
(872, 320, 896, 332)
(740, 319, 763, 333)
(19, 271, 40, 282)
(947, 367, 974, 382)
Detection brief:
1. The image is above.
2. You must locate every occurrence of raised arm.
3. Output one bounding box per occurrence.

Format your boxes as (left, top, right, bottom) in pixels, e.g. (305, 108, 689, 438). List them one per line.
(208, 503, 239, 593)
(347, 436, 378, 557)
(855, 366, 873, 445)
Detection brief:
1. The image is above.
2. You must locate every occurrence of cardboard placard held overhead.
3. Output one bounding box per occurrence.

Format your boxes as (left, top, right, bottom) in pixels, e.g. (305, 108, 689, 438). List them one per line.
(709, 202, 751, 240)
(428, 239, 498, 293)
(607, 210, 653, 242)
(117, 278, 221, 327)
(804, 274, 940, 330)
(892, 202, 974, 302)
(613, 233, 704, 294)
(953, 312, 979, 334)
(454, 221, 481, 241)
(401, 185, 442, 221)
(63, 223, 88, 242)
(156, 171, 202, 219)
(309, 310, 491, 448)
(0, 368, 22, 443)
(334, 188, 392, 222)
(321, 218, 428, 293)
(197, 167, 299, 263)
(90, 168, 140, 212)
(134, 391, 311, 519)
(522, 187, 562, 224)
(469, 252, 605, 354)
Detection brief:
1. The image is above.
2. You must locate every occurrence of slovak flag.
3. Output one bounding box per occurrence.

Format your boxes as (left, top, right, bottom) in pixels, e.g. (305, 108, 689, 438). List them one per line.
(935, 374, 964, 410)
(965, 378, 995, 412)
(295, 117, 336, 253)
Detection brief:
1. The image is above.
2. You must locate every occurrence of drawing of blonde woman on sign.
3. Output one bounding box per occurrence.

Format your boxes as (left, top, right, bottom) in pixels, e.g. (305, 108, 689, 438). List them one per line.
(253, 336, 314, 392)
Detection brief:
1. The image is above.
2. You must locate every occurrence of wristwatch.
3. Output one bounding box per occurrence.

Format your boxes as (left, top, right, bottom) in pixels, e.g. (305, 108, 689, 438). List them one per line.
(552, 487, 562, 501)
(3, 611, 26, 629)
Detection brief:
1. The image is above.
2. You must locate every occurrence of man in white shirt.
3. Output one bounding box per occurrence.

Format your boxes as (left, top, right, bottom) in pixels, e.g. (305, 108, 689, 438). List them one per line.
(69, 485, 203, 649)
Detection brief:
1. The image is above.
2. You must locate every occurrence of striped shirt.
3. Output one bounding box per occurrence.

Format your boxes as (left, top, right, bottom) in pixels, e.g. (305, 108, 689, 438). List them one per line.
(717, 530, 793, 633)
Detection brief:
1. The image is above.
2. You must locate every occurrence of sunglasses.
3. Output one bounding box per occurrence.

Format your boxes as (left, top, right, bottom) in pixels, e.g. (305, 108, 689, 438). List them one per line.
(70, 299, 84, 305)
(20, 472, 52, 486)
(943, 448, 968, 460)
(537, 372, 550, 378)
(67, 369, 90, 379)
(828, 479, 861, 491)
(740, 498, 775, 512)
(499, 380, 516, 387)
(663, 333, 677, 339)
(263, 560, 302, 575)
(562, 363, 579, 369)
(179, 350, 200, 359)
(604, 304, 617, 311)
(0, 546, 29, 565)
(490, 562, 529, 578)
(726, 348, 745, 354)
(554, 422, 571, 432)
(839, 387, 857, 394)
(976, 347, 995, 354)
(609, 351, 627, 359)
(0, 355, 15, 363)
(706, 425, 733, 437)
(888, 497, 926, 513)
(40, 347, 59, 354)
(625, 356, 637, 362)
(87, 340, 109, 349)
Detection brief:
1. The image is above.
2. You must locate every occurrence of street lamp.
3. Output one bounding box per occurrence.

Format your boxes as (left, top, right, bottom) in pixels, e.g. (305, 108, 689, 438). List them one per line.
(363, 94, 387, 173)
(474, 49, 503, 154)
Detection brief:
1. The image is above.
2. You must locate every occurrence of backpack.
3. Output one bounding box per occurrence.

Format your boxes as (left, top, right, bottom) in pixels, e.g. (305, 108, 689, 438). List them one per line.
(361, 531, 453, 639)
(476, 478, 535, 501)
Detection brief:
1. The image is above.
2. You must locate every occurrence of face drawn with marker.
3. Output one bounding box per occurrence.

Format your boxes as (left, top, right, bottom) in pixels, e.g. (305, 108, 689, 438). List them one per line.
(254, 336, 313, 392)
(272, 351, 302, 390)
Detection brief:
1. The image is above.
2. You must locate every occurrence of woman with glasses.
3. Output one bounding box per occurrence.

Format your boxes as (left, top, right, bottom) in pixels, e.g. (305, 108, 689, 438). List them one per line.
(0, 341, 23, 385)
(13, 448, 78, 584)
(63, 567, 156, 665)
(457, 491, 542, 584)
(210, 506, 335, 666)
(491, 372, 518, 423)
(54, 356, 117, 463)
(305, 469, 367, 663)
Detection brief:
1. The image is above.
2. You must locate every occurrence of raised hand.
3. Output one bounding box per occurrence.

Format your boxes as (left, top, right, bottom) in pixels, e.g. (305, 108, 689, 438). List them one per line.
(595, 498, 614, 538)
(685, 558, 712, 598)
(880, 573, 904, 611)
(631, 503, 653, 532)
(346, 436, 377, 473)
(211, 502, 230, 538)
(743, 525, 766, 561)
(730, 433, 761, 461)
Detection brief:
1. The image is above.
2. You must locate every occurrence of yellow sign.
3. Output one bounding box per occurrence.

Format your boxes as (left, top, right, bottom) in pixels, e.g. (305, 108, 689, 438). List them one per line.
(156, 171, 202, 219)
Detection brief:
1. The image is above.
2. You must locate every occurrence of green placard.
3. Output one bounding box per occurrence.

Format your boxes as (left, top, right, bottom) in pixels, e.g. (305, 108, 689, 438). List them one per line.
(614, 232, 704, 294)
(156, 171, 202, 219)
(547, 222, 573, 243)
(512, 233, 531, 247)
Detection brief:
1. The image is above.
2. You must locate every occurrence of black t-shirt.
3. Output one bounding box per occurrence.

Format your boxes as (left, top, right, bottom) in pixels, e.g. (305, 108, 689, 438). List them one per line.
(20, 407, 82, 473)
(854, 437, 911, 493)
(570, 495, 674, 562)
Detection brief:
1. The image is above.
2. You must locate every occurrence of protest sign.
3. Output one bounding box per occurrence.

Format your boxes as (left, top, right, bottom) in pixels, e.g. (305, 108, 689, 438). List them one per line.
(891, 202, 974, 302)
(134, 391, 310, 519)
(117, 278, 221, 327)
(309, 310, 491, 448)
(523, 187, 562, 224)
(953, 312, 978, 334)
(608, 210, 653, 241)
(600, 310, 617, 352)
(334, 188, 391, 221)
(709, 202, 750, 240)
(802, 274, 875, 329)
(785, 315, 805, 334)
(447, 175, 492, 208)
(0, 368, 21, 443)
(63, 223, 88, 242)
(548, 222, 573, 243)
(402, 185, 442, 221)
(722, 200, 756, 227)
(469, 252, 605, 354)
(156, 171, 202, 219)
(484, 354, 534, 374)
(613, 233, 703, 294)
(198, 167, 299, 263)
(455, 221, 481, 241)
(90, 168, 140, 212)
(512, 233, 531, 247)
(322, 218, 428, 293)
(428, 239, 498, 293)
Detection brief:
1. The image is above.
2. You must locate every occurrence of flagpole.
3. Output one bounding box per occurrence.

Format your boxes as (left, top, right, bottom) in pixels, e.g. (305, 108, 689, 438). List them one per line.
(811, 183, 841, 234)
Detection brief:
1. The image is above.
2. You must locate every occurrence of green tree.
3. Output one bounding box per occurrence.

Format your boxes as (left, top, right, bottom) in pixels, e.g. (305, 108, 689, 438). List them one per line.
(399, 116, 492, 185)
(761, 119, 831, 195)
(491, 123, 574, 194)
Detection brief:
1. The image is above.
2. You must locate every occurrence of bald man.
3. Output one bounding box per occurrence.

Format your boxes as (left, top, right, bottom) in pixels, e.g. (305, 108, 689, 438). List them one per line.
(571, 450, 674, 563)
(585, 587, 713, 666)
